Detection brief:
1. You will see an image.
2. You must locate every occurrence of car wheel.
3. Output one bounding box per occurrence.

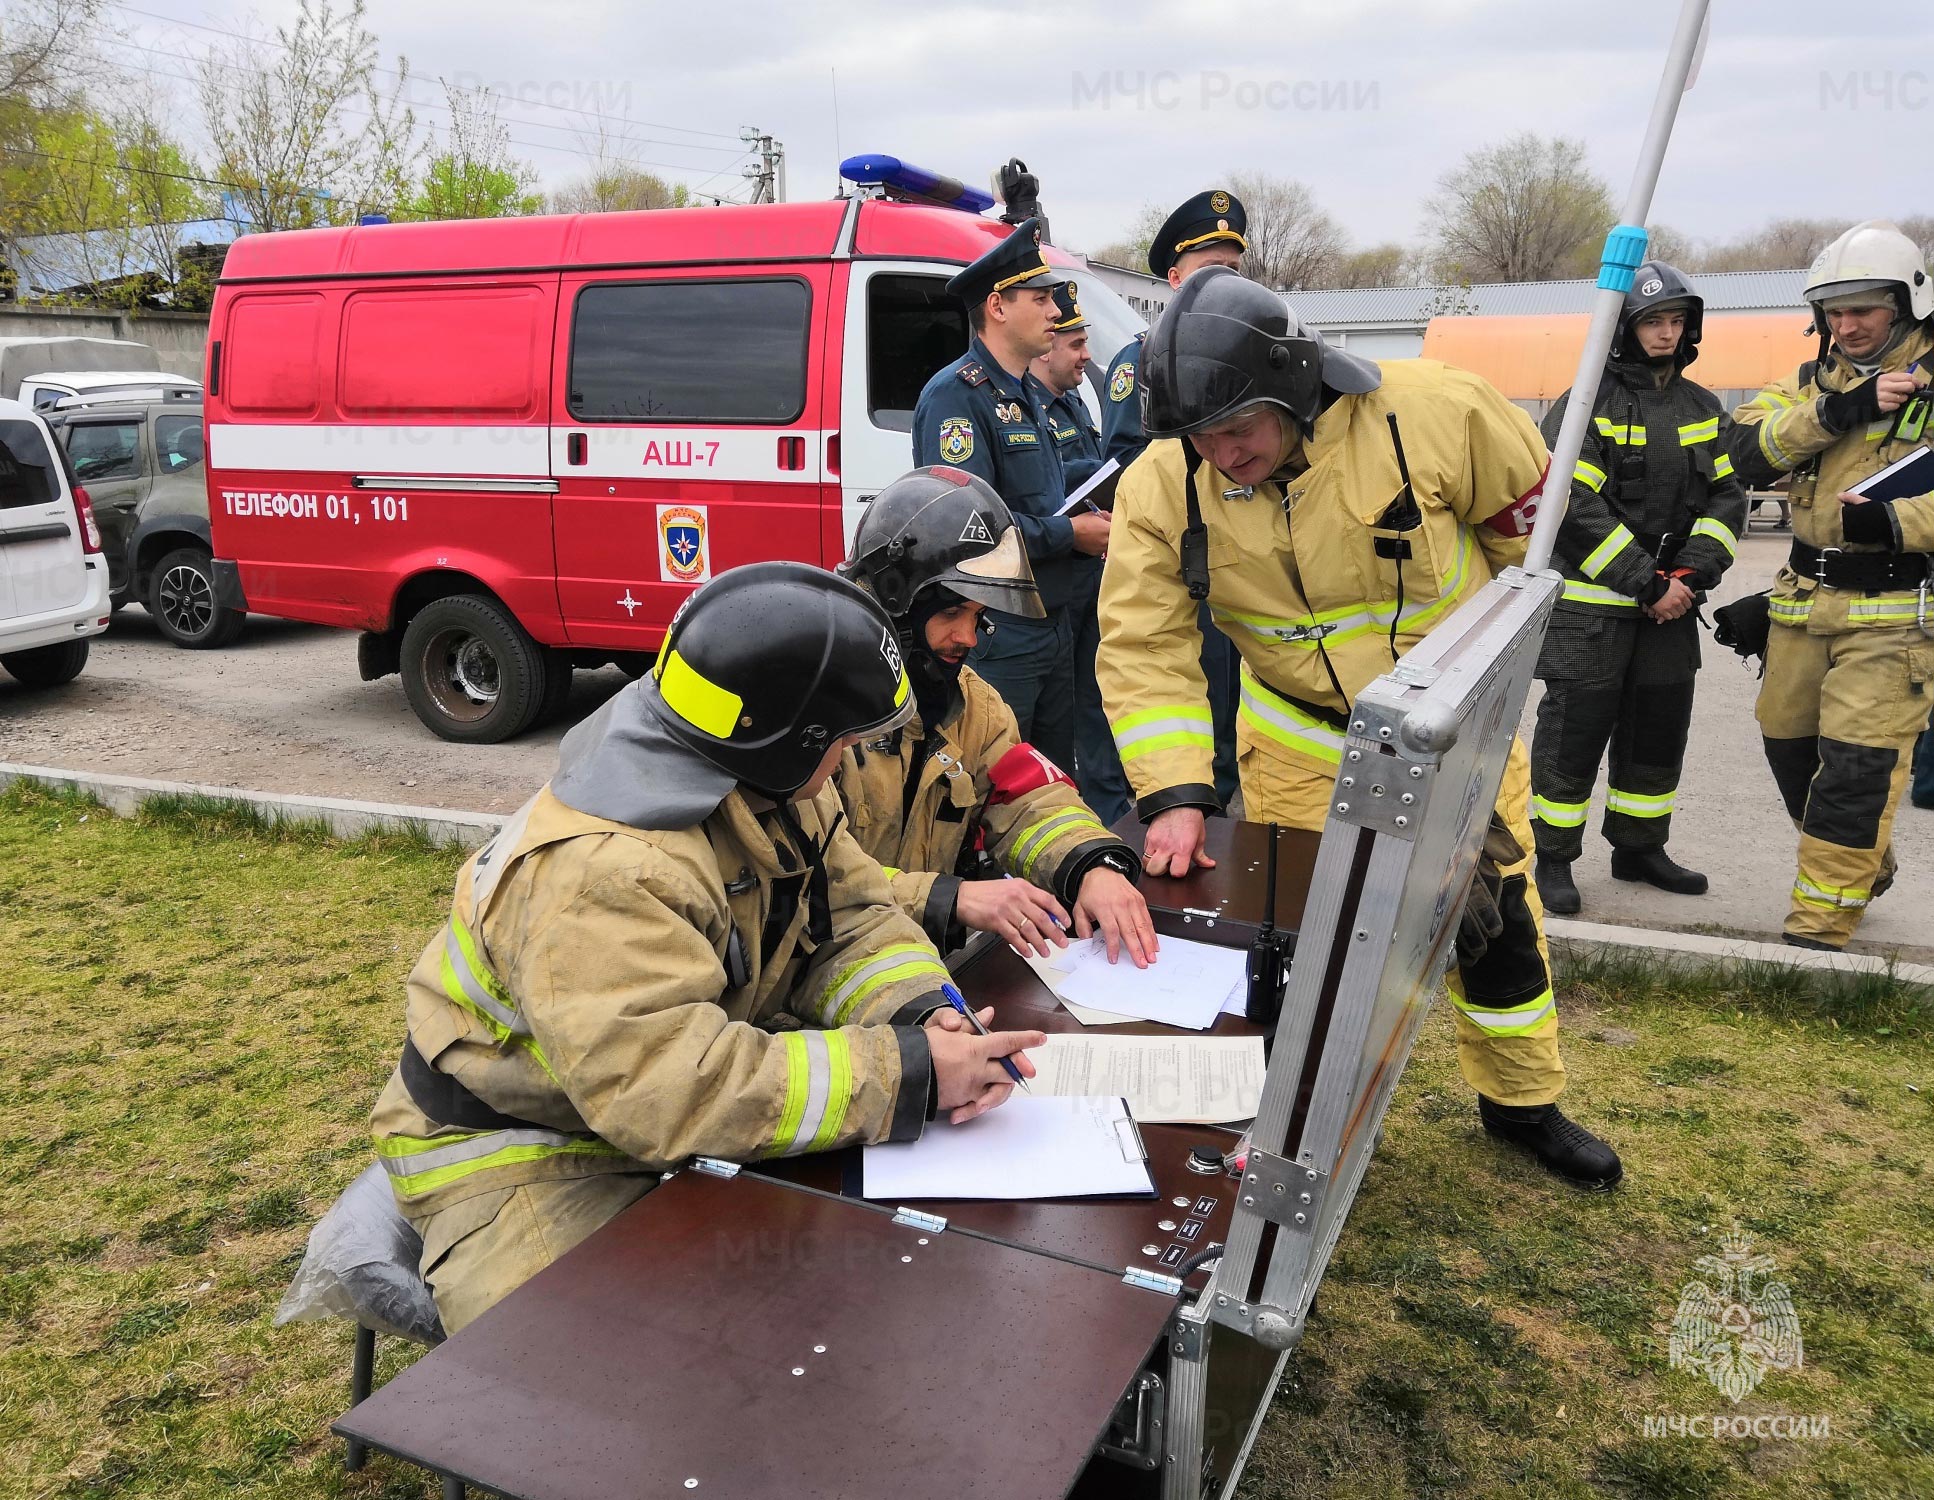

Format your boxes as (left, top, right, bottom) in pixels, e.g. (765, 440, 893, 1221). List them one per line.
(150, 547, 246, 649)
(399, 595, 550, 743)
(534, 650, 575, 727)
(1, 638, 90, 687)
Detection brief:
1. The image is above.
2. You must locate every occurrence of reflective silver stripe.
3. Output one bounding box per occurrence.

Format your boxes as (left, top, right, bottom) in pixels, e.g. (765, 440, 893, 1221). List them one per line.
(444, 925, 528, 1037)
(471, 791, 541, 910)
(379, 1128, 585, 1180)
(1237, 677, 1346, 763)
(818, 944, 945, 1026)
(1451, 995, 1558, 1032)
(1112, 709, 1213, 751)
(1690, 517, 1737, 558)
(1580, 524, 1635, 580)
(790, 1031, 835, 1152)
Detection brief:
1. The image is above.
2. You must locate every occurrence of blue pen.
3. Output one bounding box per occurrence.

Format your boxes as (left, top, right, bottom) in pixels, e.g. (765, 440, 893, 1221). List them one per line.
(1001, 871, 1064, 928)
(940, 980, 1030, 1091)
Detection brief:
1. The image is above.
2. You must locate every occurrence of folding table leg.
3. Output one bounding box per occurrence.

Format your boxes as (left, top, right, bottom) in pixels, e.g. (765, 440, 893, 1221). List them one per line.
(345, 1324, 376, 1472)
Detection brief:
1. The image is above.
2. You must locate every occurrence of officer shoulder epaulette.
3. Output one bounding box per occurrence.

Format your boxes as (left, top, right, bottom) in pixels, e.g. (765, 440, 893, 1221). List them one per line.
(958, 361, 988, 387)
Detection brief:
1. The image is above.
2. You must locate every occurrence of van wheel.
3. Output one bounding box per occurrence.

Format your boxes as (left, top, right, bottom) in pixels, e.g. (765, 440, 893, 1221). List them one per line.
(400, 595, 549, 743)
(534, 651, 575, 727)
(151, 547, 246, 649)
(2, 639, 90, 687)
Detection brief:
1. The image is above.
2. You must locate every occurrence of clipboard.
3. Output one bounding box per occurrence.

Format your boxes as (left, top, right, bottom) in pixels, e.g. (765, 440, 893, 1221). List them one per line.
(1054, 459, 1122, 515)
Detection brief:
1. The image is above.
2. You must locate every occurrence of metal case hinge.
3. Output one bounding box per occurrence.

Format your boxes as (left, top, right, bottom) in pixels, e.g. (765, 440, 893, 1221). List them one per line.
(691, 1157, 740, 1179)
(892, 1207, 948, 1233)
(1095, 1370, 1167, 1471)
(1235, 1150, 1328, 1232)
(1122, 1267, 1185, 1296)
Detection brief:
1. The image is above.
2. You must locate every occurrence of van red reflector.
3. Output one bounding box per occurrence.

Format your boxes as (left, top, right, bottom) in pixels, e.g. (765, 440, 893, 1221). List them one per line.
(72, 485, 103, 553)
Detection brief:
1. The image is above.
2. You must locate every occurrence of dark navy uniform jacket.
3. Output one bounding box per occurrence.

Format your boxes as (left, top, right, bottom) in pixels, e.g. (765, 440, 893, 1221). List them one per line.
(1100, 333, 1148, 469)
(1044, 382, 1104, 492)
(912, 335, 1077, 610)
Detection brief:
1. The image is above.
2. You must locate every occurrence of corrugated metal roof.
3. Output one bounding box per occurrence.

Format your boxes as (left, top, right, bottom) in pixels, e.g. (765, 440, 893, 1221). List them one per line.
(1293, 269, 1810, 328)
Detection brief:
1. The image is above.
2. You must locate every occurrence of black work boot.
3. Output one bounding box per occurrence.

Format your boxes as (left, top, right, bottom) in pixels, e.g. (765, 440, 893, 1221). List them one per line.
(1478, 1097, 1623, 1191)
(1610, 846, 1708, 895)
(1534, 857, 1581, 915)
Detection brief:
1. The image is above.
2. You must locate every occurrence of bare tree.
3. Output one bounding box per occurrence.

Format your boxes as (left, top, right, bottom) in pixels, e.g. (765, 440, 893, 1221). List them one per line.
(1320, 242, 1418, 290)
(1226, 172, 1346, 291)
(197, 0, 422, 230)
(1422, 133, 1613, 283)
(1899, 215, 1934, 267)
(1643, 222, 1699, 270)
(550, 165, 681, 214)
(1086, 202, 1168, 272)
(405, 80, 541, 220)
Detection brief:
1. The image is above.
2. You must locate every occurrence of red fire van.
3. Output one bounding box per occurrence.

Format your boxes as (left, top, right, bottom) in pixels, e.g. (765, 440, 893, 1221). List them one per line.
(204, 164, 1144, 741)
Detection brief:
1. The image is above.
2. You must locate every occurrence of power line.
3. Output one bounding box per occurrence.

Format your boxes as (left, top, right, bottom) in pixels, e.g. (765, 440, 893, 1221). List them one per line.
(103, 2, 743, 144)
(92, 37, 743, 186)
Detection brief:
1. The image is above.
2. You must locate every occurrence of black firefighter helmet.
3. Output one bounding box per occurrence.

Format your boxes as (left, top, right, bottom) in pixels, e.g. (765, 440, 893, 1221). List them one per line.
(650, 561, 914, 798)
(839, 466, 1045, 621)
(1140, 265, 1381, 439)
(1612, 261, 1704, 364)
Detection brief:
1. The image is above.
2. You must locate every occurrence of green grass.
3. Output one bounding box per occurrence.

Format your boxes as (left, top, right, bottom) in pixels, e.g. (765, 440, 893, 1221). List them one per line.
(2, 778, 1931, 1498)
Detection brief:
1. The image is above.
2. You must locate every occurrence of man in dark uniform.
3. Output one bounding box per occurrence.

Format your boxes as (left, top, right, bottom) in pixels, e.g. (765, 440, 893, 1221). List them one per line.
(1099, 190, 1249, 809)
(912, 218, 1111, 778)
(1529, 264, 1748, 915)
(1032, 283, 1129, 823)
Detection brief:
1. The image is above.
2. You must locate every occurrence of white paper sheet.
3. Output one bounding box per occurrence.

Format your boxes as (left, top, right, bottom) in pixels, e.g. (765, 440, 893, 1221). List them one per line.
(861, 1095, 1154, 1201)
(1025, 934, 1245, 1031)
(1028, 1035, 1266, 1124)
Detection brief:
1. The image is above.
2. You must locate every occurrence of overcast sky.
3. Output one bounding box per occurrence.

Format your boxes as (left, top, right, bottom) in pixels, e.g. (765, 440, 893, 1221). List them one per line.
(125, 0, 1932, 262)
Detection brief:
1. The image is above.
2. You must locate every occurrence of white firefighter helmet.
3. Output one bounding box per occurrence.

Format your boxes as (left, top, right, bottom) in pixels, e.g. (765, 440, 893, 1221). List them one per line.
(1805, 219, 1932, 323)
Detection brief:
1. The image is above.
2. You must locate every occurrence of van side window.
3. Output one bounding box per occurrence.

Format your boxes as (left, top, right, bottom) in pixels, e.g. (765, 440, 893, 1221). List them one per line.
(569, 279, 810, 424)
(0, 420, 60, 508)
(63, 421, 143, 483)
(867, 275, 966, 432)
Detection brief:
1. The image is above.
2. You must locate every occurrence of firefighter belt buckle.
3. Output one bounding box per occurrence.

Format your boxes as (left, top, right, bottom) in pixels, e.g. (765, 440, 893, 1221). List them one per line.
(1918, 578, 1930, 637)
(1817, 546, 1844, 589)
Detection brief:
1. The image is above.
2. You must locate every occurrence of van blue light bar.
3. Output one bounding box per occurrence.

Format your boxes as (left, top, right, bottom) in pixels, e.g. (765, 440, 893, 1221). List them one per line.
(838, 154, 995, 214)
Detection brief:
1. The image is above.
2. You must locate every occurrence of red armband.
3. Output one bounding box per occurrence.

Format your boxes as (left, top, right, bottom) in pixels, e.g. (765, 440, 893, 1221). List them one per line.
(1482, 462, 1549, 538)
(986, 743, 1074, 805)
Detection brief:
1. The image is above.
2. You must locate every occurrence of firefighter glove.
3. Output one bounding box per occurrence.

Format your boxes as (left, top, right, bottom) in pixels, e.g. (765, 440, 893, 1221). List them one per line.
(1819, 375, 1885, 433)
(1838, 497, 1896, 548)
(1456, 815, 1524, 969)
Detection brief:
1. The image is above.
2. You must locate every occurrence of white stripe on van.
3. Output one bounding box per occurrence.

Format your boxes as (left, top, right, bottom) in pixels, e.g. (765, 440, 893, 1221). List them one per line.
(210, 423, 552, 477)
(548, 427, 824, 485)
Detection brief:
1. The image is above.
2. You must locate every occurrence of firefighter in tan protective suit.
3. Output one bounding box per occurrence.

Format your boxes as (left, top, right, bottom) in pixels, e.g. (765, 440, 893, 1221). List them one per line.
(370, 563, 1045, 1332)
(1097, 267, 1622, 1189)
(1726, 220, 1934, 950)
(833, 466, 1157, 965)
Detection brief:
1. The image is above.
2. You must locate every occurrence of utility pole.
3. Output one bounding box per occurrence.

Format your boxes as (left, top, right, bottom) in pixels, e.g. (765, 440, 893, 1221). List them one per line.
(740, 127, 786, 204)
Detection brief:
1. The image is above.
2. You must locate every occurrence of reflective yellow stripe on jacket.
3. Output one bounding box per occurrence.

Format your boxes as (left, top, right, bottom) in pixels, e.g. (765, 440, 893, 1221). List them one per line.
(816, 943, 949, 1027)
(378, 1128, 626, 1200)
(765, 1029, 856, 1157)
(1580, 524, 1636, 580)
(442, 916, 557, 1082)
(1010, 809, 1110, 883)
(1236, 670, 1346, 766)
(1112, 704, 1215, 766)
(1690, 517, 1738, 558)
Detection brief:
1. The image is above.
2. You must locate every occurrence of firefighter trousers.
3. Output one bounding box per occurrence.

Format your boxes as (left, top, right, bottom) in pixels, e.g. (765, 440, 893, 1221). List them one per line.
(1757, 621, 1934, 947)
(1235, 726, 1566, 1107)
(1530, 610, 1700, 861)
(412, 1172, 657, 1334)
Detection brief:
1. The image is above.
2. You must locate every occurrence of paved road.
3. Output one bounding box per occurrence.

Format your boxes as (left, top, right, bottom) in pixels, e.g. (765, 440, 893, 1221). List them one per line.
(4, 522, 1929, 959)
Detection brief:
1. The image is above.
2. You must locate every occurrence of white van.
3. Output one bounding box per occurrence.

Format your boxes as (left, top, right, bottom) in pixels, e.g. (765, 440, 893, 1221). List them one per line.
(0, 397, 110, 687)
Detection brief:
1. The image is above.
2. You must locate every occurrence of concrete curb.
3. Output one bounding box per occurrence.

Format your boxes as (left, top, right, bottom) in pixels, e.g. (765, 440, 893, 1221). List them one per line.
(0, 762, 505, 848)
(6, 761, 1931, 993)
(1547, 917, 1934, 992)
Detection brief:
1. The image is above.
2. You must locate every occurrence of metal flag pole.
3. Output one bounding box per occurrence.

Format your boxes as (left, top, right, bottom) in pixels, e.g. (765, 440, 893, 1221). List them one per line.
(1523, 0, 1713, 574)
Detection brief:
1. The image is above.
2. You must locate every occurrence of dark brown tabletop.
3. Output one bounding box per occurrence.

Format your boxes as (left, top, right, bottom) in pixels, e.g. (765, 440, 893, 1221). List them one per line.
(335, 1170, 1178, 1500)
(1118, 815, 1319, 948)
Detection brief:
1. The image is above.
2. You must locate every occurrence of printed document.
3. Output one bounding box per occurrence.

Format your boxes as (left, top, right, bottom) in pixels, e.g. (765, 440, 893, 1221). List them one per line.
(1029, 1034, 1265, 1124)
(862, 1095, 1153, 1200)
(1025, 934, 1245, 1030)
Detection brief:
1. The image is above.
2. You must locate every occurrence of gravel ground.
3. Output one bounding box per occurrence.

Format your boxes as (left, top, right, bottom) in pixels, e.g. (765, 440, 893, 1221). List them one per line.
(4, 523, 1929, 959)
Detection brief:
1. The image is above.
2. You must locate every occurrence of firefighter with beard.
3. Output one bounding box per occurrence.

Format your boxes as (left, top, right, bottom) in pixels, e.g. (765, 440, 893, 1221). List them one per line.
(1528, 263, 1747, 915)
(1097, 267, 1623, 1190)
(1727, 220, 1934, 950)
(834, 466, 1157, 966)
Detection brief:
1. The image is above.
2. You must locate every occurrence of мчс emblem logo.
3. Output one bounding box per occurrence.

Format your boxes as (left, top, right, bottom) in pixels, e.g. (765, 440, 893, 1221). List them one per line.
(657, 504, 710, 583)
(1669, 1225, 1804, 1402)
(939, 417, 975, 464)
(1109, 363, 1135, 403)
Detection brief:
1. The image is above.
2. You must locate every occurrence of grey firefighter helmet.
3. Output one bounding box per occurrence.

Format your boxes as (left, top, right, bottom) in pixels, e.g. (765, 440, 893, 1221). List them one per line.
(838, 466, 1045, 620)
(1613, 261, 1704, 364)
(1140, 265, 1381, 439)
(650, 561, 914, 799)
